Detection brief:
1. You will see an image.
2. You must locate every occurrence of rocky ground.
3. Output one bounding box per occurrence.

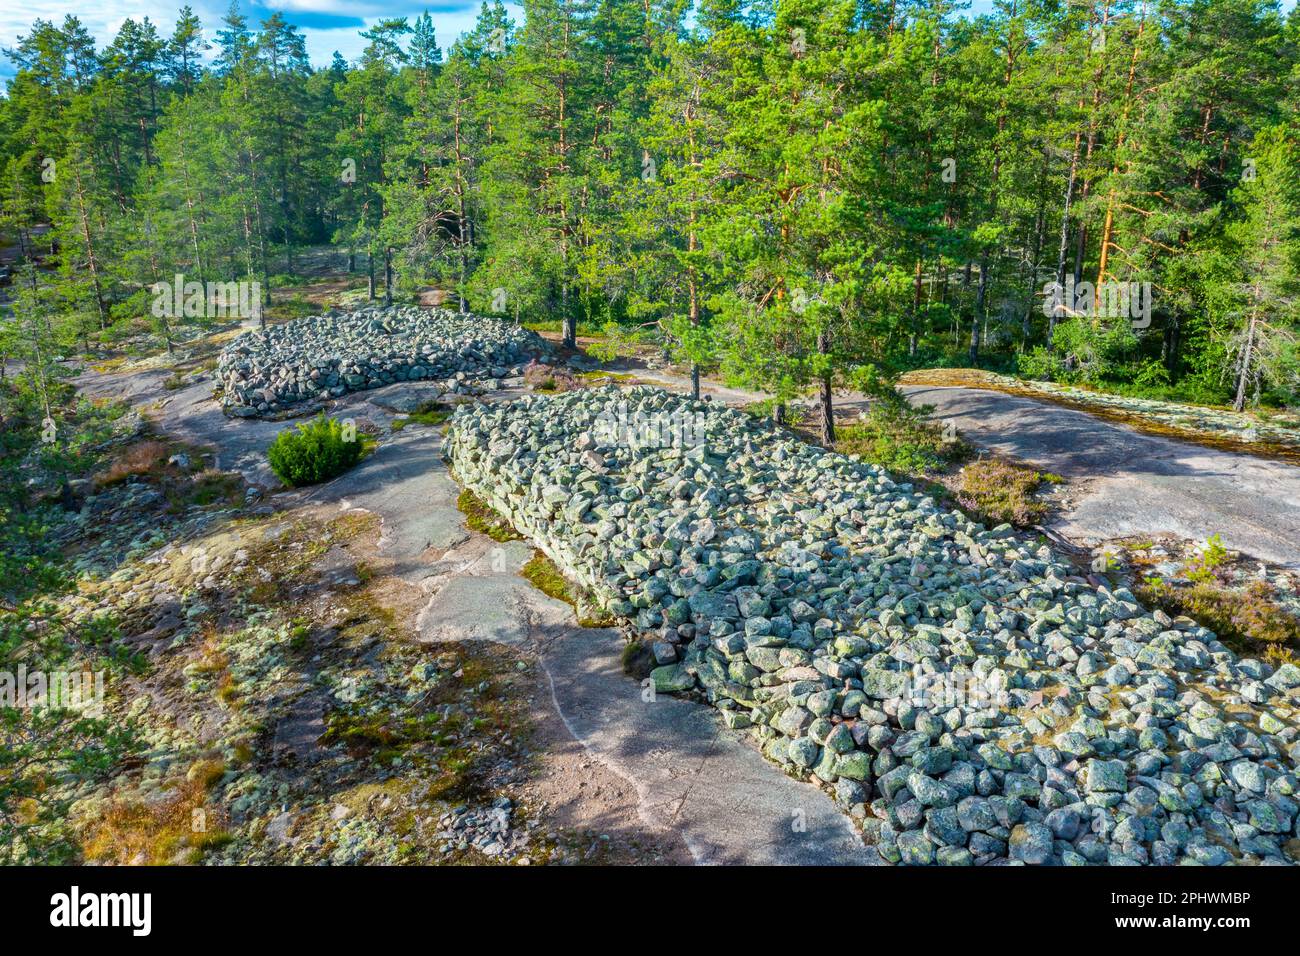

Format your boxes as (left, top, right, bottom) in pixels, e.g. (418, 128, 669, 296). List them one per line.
(10, 357, 682, 863)
(216, 307, 545, 416)
(45, 339, 865, 865)
(24, 305, 1299, 867)
(448, 385, 1300, 866)
(897, 385, 1300, 571)
(608, 360, 1300, 571)
(972, 371, 1300, 454)
(36, 455, 692, 864)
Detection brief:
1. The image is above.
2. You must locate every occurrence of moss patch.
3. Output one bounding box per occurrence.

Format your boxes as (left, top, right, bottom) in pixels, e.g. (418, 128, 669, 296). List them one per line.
(520, 551, 573, 603)
(576, 370, 639, 385)
(456, 488, 523, 542)
(391, 406, 452, 431)
(520, 550, 615, 628)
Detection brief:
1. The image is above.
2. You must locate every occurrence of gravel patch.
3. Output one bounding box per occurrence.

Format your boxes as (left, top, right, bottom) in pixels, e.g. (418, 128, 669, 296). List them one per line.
(447, 384, 1300, 866)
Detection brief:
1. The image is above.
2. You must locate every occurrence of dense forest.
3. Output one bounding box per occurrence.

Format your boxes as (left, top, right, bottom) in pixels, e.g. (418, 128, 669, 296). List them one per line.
(3, 0, 1300, 441)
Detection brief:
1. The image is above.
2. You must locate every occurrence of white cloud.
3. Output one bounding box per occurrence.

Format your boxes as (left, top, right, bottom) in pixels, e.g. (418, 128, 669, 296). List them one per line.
(1, 2, 501, 77)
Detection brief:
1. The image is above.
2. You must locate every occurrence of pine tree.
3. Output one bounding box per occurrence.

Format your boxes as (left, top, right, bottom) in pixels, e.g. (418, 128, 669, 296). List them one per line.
(715, 0, 887, 444)
(384, 24, 493, 310)
(336, 20, 413, 305)
(485, 0, 594, 345)
(166, 6, 209, 94)
(624, 0, 731, 397)
(1217, 124, 1300, 411)
(213, 2, 253, 75)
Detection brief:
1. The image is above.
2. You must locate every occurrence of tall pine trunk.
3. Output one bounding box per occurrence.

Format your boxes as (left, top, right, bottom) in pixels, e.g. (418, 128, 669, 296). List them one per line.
(383, 248, 394, 307)
(1233, 303, 1259, 413)
(70, 162, 109, 332)
(561, 280, 576, 348)
(1049, 128, 1082, 351)
(970, 257, 989, 365)
(817, 329, 835, 446)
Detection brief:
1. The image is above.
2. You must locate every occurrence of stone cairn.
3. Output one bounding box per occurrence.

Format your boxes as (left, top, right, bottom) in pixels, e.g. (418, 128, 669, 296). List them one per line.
(448, 384, 1300, 865)
(217, 307, 544, 417)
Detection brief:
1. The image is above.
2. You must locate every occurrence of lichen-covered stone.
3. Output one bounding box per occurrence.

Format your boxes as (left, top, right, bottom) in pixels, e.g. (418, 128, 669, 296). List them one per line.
(218, 307, 543, 415)
(446, 385, 1300, 867)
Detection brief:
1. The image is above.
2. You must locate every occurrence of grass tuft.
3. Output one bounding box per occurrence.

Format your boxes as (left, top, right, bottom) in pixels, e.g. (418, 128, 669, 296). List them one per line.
(391, 405, 451, 431)
(82, 777, 230, 865)
(185, 468, 243, 507)
(93, 440, 170, 487)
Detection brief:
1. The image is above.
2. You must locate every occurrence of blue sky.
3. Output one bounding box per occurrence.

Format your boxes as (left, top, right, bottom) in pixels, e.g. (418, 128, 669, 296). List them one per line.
(0, 1, 508, 79)
(3, 0, 1298, 81)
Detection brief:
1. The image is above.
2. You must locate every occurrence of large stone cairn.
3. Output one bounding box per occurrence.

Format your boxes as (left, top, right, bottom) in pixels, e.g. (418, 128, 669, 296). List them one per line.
(217, 307, 544, 416)
(448, 384, 1300, 865)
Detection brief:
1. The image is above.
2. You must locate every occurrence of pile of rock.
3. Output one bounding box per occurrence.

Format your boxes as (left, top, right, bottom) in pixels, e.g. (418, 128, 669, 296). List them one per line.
(217, 307, 544, 416)
(447, 385, 1300, 865)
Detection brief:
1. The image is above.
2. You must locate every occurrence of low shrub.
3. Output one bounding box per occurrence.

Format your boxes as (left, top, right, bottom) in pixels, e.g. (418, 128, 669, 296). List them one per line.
(837, 394, 969, 476)
(956, 458, 1056, 527)
(742, 398, 808, 427)
(1137, 577, 1300, 664)
(264, 296, 318, 322)
(522, 360, 578, 392)
(266, 414, 363, 487)
(1020, 317, 1141, 386)
(1184, 534, 1229, 583)
(92, 440, 170, 487)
